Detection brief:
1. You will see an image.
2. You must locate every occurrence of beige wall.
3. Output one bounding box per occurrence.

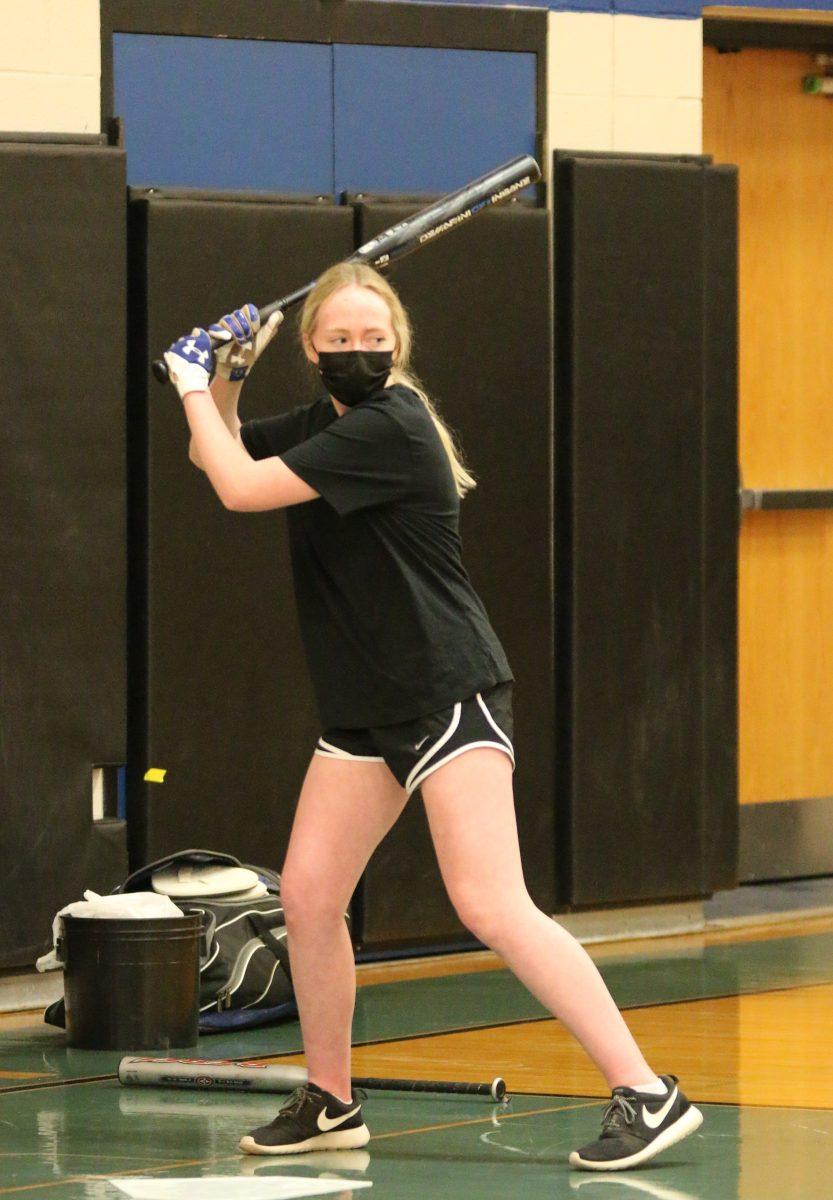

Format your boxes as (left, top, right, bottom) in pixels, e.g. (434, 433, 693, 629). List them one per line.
(0, 0, 100, 134)
(548, 11, 703, 155)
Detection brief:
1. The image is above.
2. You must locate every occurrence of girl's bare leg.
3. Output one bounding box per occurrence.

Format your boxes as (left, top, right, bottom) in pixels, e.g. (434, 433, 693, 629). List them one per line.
(421, 749, 655, 1089)
(279, 754, 408, 1101)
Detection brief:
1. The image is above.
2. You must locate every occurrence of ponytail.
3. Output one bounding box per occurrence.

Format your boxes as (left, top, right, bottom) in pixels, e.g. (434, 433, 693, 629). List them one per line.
(388, 367, 477, 497)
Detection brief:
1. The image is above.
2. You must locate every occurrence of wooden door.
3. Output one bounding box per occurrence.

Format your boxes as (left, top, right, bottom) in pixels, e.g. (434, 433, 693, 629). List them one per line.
(703, 45, 833, 872)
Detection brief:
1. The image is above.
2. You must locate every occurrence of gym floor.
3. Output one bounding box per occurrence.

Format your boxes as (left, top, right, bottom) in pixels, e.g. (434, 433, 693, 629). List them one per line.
(3, 911, 833, 1199)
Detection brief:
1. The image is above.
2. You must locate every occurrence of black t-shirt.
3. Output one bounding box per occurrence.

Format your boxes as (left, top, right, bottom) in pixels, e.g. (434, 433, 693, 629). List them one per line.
(240, 384, 512, 728)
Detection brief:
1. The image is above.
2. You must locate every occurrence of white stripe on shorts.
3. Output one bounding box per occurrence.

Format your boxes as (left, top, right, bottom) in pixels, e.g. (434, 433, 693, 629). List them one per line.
(315, 737, 384, 763)
(404, 703, 462, 795)
(475, 692, 514, 752)
(408, 739, 515, 797)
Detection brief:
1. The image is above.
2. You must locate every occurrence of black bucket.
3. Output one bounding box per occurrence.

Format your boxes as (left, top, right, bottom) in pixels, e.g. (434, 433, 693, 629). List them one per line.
(60, 914, 202, 1050)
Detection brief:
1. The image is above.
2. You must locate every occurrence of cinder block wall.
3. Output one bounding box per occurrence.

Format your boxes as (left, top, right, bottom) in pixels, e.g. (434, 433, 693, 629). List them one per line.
(0, 0, 99, 134)
(548, 11, 703, 155)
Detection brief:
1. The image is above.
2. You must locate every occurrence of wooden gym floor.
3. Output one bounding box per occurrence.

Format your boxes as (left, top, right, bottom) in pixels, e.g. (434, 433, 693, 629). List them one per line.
(2, 914, 832, 1198)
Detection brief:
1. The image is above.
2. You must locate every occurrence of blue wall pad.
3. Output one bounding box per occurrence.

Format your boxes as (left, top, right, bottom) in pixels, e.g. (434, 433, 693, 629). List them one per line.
(616, 0, 701, 15)
(370, 0, 833, 12)
(333, 44, 537, 195)
(113, 34, 333, 191)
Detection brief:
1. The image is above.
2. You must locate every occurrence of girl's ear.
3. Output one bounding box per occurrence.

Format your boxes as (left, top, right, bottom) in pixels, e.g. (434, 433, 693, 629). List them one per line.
(302, 332, 319, 365)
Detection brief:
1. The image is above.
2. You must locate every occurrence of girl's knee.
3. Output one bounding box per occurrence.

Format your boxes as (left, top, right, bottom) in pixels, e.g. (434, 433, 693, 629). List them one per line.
(451, 889, 535, 950)
(280, 867, 350, 926)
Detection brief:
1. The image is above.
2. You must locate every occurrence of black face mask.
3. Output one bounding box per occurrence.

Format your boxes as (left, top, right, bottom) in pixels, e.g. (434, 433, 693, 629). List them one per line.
(316, 350, 394, 408)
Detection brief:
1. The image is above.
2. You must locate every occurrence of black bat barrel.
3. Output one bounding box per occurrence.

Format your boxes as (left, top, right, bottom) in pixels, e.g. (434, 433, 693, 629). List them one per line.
(354, 1075, 507, 1101)
(150, 154, 540, 384)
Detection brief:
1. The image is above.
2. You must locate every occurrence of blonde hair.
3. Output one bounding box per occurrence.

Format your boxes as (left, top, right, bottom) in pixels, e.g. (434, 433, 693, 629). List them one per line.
(299, 262, 476, 498)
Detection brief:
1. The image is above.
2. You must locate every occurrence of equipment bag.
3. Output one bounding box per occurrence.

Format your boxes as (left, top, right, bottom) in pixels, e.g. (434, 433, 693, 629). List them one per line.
(188, 896, 295, 1031)
(45, 849, 299, 1033)
(121, 849, 297, 1032)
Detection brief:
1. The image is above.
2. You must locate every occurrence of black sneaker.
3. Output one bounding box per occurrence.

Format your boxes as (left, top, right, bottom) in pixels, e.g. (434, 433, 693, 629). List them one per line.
(569, 1075, 703, 1171)
(238, 1083, 370, 1156)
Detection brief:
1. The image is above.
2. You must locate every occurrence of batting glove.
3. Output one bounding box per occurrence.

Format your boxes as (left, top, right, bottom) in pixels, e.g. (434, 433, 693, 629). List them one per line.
(163, 328, 214, 400)
(210, 303, 283, 382)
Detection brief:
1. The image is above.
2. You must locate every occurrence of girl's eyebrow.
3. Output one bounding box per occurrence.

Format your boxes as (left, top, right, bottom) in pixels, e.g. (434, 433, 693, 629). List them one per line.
(322, 326, 390, 337)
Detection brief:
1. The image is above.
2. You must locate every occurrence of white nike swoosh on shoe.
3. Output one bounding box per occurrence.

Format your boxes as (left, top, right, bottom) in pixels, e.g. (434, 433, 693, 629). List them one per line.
(641, 1086, 678, 1130)
(570, 1173, 699, 1198)
(317, 1104, 361, 1132)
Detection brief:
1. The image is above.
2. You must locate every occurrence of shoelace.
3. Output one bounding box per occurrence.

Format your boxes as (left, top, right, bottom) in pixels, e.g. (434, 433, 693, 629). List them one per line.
(601, 1093, 638, 1132)
(278, 1084, 363, 1119)
(279, 1086, 313, 1118)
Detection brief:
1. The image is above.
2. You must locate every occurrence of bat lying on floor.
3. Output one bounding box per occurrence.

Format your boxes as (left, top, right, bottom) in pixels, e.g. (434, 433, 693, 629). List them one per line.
(118, 1056, 508, 1100)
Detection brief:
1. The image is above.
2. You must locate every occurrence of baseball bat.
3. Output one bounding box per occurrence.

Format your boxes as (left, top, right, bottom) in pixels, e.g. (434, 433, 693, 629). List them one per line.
(151, 153, 541, 384)
(117, 1056, 507, 1101)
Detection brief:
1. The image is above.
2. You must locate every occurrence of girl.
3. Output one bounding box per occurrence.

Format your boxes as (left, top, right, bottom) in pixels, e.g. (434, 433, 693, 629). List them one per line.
(164, 263, 702, 1172)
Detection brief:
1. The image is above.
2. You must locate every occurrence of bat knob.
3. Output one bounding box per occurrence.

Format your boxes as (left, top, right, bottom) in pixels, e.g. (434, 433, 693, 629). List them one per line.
(151, 358, 170, 384)
(491, 1077, 507, 1102)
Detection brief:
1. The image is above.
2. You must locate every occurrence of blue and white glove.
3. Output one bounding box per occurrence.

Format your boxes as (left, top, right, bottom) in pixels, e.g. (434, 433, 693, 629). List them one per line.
(209, 303, 283, 382)
(163, 328, 214, 400)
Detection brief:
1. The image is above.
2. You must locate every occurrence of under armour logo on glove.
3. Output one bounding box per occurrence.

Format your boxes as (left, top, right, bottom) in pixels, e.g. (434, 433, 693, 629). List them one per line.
(163, 327, 215, 401)
(182, 337, 210, 366)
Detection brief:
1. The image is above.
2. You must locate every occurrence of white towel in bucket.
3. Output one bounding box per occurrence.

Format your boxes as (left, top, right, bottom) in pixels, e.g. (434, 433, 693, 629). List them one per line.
(36, 890, 184, 972)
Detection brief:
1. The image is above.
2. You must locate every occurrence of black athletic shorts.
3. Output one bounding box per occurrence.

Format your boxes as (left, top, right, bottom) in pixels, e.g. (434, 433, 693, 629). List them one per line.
(314, 681, 515, 797)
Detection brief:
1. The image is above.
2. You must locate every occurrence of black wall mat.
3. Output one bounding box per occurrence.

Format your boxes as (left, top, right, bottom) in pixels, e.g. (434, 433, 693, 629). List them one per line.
(352, 202, 554, 952)
(553, 154, 739, 907)
(0, 142, 128, 968)
(127, 194, 355, 871)
(701, 167, 740, 892)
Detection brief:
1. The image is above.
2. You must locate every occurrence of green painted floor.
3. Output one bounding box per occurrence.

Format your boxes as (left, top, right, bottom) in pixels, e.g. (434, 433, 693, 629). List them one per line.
(1, 1079, 825, 1200)
(2, 928, 831, 1197)
(4, 929, 833, 1087)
